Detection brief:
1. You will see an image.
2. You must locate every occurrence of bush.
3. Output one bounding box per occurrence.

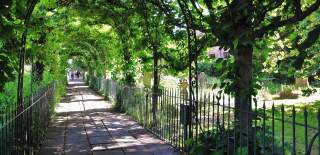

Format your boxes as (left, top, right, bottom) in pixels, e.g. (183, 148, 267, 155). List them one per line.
(0, 70, 66, 116)
(278, 86, 298, 99)
(301, 88, 317, 97)
(261, 80, 282, 95)
(189, 126, 289, 155)
(0, 73, 33, 108)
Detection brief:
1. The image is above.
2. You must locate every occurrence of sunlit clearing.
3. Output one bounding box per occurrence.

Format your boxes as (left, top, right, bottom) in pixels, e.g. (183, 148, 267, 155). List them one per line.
(46, 11, 54, 17)
(98, 24, 112, 33)
(71, 19, 81, 27)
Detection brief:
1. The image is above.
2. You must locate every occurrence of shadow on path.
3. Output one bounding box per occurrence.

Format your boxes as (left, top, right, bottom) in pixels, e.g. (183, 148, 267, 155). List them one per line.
(39, 80, 179, 155)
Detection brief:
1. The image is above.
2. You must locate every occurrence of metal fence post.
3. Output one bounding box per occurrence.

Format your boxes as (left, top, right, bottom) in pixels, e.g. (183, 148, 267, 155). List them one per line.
(293, 106, 296, 155)
(305, 107, 308, 155)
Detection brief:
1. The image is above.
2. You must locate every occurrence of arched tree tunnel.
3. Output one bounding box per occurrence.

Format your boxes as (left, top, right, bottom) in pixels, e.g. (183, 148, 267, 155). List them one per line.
(0, 0, 320, 154)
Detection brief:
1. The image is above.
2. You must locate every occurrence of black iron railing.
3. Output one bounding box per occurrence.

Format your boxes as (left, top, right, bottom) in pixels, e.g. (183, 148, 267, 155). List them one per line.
(90, 77, 320, 155)
(0, 82, 55, 155)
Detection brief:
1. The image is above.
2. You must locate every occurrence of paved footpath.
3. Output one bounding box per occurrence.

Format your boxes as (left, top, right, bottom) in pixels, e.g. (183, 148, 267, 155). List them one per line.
(39, 81, 179, 155)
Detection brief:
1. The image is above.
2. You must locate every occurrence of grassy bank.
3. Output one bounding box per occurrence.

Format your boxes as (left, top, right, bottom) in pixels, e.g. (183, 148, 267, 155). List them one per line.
(264, 101, 320, 154)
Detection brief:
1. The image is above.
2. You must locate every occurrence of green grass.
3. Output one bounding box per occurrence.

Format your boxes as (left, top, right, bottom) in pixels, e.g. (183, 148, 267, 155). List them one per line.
(264, 101, 320, 154)
(0, 71, 66, 111)
(261, 81, 283, 95)
(0, 73, 32, 109)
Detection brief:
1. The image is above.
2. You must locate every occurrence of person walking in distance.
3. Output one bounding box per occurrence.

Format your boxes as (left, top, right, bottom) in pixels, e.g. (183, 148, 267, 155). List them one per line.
(71, 71, 74, 80)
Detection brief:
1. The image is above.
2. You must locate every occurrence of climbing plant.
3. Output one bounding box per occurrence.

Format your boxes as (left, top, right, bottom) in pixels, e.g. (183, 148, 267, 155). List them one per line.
(0, 0, 319, 138)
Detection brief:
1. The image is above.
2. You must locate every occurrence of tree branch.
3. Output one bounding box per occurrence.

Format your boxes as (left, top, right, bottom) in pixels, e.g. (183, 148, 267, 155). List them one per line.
(292, 24, 320, 70)
(203, 0, 222, 38)
(293, 0, 302, 15)
(297, 24, 320, 51)
(255, 0, 320, 38)
(190, 0, 205, 19)
(253, 0, 284, 26)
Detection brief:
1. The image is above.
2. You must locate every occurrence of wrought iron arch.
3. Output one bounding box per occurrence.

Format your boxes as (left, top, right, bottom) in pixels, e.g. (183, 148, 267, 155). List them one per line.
(307, 131, 319, 155)
(177, 0, 207, 149)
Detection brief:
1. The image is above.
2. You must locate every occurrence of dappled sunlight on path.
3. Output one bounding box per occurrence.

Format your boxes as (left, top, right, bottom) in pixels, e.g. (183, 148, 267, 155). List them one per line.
(39, 80, 179, 155)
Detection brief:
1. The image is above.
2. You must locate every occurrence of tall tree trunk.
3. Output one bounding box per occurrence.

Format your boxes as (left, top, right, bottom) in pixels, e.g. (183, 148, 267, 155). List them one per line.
(234, 44, 253, 130)
(233, 0, 254, 143)
(152, 44, 159, 125)
(17, 32, 27, 113)
(17, 0, 38, 113)
(16, 0, 38, 151)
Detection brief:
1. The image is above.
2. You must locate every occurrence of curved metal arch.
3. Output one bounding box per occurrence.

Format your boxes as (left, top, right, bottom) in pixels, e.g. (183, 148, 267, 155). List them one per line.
(17, 0, 40, 110)
(177, 0, 201, 135)
(307, 131, 319, 155)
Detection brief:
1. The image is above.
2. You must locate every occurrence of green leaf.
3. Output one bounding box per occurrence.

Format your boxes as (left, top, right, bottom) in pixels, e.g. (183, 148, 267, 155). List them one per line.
(288, 67, 296, 77)
(0, 39, 4, 49)
(185, 138, 193, 146)
(233, 38, 239, 49)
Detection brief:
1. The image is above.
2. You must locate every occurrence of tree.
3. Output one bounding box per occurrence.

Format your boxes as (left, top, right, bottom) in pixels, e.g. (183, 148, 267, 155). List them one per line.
(150, 0, 320, 135)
